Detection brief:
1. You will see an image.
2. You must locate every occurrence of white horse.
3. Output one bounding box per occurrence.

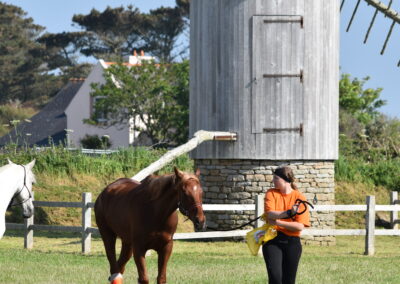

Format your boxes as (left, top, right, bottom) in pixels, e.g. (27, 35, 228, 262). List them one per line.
(0, 159, 36, 239)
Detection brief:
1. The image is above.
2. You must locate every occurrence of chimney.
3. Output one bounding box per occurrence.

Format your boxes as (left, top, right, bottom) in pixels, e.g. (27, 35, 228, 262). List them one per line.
(124, 50, 155, 64)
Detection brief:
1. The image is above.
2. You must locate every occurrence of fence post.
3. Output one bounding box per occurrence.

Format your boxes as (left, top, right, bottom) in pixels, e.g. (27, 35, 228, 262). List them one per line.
(24, 192, 34, 249)
(255, 194, 264, 229)
(82, 192, 92, 254)
(390, 191, 398, 230)
(365, 195, 375, 256)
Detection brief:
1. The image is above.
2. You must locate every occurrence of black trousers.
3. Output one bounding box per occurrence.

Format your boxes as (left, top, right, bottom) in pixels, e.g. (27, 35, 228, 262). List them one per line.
(262, 232, 302, 284)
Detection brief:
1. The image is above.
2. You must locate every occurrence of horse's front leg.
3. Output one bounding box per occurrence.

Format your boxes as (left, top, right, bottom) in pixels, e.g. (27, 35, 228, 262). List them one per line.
(98, 227, 121, 283)
(156, 240, 174, 284)
(133, 249, 149, 284)
(117, 241, 133, 274)
(0, 214, 6, 239)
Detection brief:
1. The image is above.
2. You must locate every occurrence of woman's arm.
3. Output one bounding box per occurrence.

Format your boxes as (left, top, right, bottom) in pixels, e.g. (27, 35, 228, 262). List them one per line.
(268, 218, 305, 232)
(267, 205, 298, 220)
(267, 210, 290, 220)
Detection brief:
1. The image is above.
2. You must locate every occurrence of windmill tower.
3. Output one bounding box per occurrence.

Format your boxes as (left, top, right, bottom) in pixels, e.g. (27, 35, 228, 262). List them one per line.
(190, 0, 339, 246)
(343, 0, 400, 66)
(189, 0, 399, 246)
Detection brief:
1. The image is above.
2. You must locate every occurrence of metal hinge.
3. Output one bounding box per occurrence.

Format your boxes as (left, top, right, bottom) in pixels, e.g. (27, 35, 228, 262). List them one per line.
(263, 123, 304, 136)
(263, 16, 304, 28)
(263, 69, 303, 83)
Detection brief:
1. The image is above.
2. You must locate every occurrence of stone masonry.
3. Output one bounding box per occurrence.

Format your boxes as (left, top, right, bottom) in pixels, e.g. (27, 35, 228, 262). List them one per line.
(195, 159, 335, 246)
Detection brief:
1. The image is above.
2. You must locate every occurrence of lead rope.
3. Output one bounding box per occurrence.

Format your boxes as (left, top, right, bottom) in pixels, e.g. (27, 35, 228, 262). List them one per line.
(207, 198, 315, 231)
(206, 215, 263, 231)
(281, 199, 314, 221)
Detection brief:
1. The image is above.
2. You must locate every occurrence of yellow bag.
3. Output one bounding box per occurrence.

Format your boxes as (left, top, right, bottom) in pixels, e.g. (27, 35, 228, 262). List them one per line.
(246, 222, 277, 256)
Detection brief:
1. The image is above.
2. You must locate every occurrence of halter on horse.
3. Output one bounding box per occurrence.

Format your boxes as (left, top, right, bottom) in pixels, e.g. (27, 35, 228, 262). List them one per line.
(95, 167, 205, 284)
(0, 159, 36, 239)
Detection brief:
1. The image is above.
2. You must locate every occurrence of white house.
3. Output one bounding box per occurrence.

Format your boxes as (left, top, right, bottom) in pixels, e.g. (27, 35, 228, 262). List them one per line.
(0, 52, 152, 149)
(66, 53, 154, 148)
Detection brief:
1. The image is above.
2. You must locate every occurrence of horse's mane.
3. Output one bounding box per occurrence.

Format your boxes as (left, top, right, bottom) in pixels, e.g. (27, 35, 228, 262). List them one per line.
(140, 174, 175, 202)
(1, 162, 35, 174)
(105, 174, 176, 202)
(0, 163, 36, 185)
(142, 172, 201, 201)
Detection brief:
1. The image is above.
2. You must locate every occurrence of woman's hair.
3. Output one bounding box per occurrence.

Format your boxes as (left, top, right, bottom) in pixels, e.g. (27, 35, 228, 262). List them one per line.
(273, 166, 298, 190)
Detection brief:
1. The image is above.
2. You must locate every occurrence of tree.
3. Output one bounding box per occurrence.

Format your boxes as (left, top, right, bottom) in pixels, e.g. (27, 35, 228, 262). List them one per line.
(339, 74, 386, 125)
(338, 74, 400, 160)
(0, 3, 55, 103)
(87, 60, 189, 145)
(37, 32, 93, 81)
(176, 0, 190, 35)
(175, 0, 191, 58)
(142, 7, 185, 62)
(71, 6, 146, 61)
(38, 31, 87, 68)
(176, 0, 190, 20)
(0, 3, 79, 106)
(69, 5, 185, 63)
(364, 114, 400, 159)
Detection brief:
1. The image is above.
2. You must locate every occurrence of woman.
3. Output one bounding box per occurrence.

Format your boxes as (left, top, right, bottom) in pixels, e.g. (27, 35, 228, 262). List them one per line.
(263, 166, 310, 284)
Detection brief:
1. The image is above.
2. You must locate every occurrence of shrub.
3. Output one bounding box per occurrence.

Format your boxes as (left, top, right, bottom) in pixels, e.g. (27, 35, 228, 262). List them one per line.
(335, 155, 400, 191)
(80, 134, 112, 149)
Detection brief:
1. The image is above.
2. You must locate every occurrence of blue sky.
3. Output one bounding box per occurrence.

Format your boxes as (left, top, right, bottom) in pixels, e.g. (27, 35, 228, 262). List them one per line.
(4, 0, 399, 118)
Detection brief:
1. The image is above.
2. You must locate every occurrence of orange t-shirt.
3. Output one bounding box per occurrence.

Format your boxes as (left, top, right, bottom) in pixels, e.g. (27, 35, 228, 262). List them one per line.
(264, 188, 311, 237)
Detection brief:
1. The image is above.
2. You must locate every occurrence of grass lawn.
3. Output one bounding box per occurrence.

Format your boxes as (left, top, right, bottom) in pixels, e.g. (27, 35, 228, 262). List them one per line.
(0, 232, 399, 284)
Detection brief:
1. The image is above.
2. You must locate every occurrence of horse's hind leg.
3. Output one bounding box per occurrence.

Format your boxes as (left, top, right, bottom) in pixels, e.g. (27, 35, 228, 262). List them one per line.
(117, 241, 133, 274)
(156, 240, 174, 284)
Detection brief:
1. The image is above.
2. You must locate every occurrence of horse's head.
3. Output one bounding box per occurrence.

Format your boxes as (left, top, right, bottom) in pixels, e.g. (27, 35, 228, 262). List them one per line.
(8, 159, 36, 218)
(174, 167, 206, 231)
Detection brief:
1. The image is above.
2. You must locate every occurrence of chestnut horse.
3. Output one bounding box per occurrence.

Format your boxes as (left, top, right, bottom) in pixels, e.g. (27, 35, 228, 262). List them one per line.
(95, 167, 206, 284)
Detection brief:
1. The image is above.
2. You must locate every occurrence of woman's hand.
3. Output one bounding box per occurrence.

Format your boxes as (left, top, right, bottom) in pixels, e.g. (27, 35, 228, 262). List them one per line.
(268, 218, 277, 226)
(289, 203, 300, 217)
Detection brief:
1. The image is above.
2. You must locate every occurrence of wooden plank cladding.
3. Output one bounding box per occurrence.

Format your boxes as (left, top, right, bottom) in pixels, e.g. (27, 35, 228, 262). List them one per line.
(189, 0, 339, 160)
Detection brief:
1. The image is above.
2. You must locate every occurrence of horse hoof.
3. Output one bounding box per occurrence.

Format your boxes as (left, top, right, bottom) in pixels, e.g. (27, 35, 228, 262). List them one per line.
(109, 273, 123, 284)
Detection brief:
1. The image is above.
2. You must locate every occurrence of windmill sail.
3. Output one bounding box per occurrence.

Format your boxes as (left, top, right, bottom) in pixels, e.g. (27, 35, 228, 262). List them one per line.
(343, 0, 400, 66)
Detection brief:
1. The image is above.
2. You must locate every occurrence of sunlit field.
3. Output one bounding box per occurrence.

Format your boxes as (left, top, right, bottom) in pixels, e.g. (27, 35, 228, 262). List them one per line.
(1, 232, 399, 284)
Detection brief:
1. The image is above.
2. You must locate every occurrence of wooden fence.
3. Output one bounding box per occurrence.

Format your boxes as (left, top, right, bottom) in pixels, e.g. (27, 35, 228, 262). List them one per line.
(6, 192, 399, 256)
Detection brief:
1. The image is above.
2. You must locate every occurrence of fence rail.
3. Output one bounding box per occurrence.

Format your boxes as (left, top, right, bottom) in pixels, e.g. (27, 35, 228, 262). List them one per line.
(34, 147, 119, 155)
(6, 192, 399, 255)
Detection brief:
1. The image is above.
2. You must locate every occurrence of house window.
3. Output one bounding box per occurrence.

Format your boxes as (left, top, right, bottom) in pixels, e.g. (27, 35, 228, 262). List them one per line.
(92, 96, 108, 123)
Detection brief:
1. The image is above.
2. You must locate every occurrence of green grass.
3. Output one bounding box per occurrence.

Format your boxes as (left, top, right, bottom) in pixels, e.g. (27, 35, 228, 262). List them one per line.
(2, 145, 398, 227)
(335, 155, 400, 191)
(335, 181, 392, 229)
(0, 233, 399, 283)
(0, 146, 398, 283)
(3, 147, 194, 225)
(1, 146, 193, 178)
(1, 147, 400, 283)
